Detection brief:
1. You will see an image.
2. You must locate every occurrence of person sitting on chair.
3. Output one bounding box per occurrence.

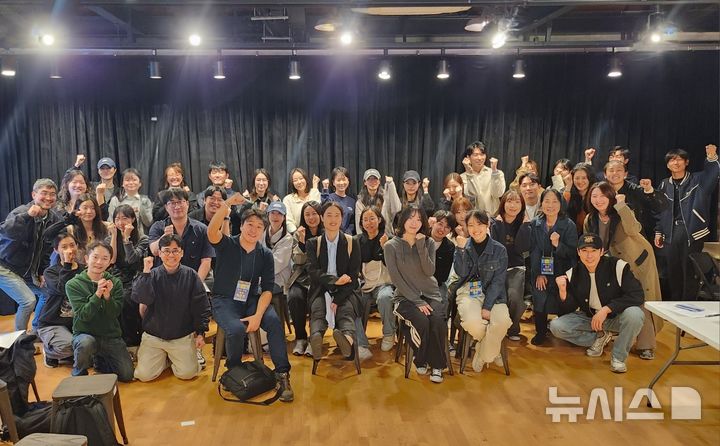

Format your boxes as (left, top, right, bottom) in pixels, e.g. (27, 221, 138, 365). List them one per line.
(549, 233, 645, 374)
(306, 201, 362, 362)
(65, 241, 134, 382)
(454, 210, 512, 373)
(207, 196, 293, 402)
(131, 234, 211, 382)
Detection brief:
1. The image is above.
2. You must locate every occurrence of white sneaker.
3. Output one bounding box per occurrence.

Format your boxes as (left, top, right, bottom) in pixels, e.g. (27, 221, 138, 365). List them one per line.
(508, 335, 521, 341)
(493, 355, 504, 368)
(381, 336, 395, 352)
(430, 368, 444, 383)
(196, 348, 206, 368)
(416, 365, 429, 375)
(586, 331, 613, 357)
(304, 342, 314, 358)
(292, 340, 308, 356)
(610, 356, 627, 373)
(358, 346, 373, 362)
(471, 347, 485, 373)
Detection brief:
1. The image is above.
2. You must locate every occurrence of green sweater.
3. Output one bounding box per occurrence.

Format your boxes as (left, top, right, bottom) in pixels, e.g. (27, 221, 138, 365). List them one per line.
(65, 270, 124, 338)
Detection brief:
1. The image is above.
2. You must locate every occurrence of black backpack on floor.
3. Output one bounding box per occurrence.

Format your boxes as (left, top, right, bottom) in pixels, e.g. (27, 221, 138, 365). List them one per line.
(218, 360, 280, 406)
(50, 395, 120, 446)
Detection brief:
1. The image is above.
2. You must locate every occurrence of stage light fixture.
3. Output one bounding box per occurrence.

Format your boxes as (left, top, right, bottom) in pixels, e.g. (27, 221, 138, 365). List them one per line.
(607, 56, 622, 78)
(289, 60, 301, 80)
(464, 17, 490, 33)
(50, 60, 61, 79)
(40, 33, 55, 46)
(149, 51, 161, 79)
(436, 59, 450, 80)
(340, 31, 354, 46)
(314, 17, 338, 32)
(650, 32, 662, 43)
(188, 33, 202, 47)
(512, 59, 525, 79)
(213, 60, 226, 80)
(491, 18, 510, 49)
(1, 56, 17, 77)
(378, 60, 391, 80)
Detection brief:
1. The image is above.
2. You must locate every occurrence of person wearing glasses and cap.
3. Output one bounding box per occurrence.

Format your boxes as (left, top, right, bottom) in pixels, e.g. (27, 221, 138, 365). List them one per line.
(355, 168, 401, 236)
(549, 233, 645, 374)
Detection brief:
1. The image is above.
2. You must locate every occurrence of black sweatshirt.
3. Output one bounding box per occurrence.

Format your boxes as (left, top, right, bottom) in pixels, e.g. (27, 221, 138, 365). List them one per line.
(38, 262, 82, 329)
(131, 264, 210, 339)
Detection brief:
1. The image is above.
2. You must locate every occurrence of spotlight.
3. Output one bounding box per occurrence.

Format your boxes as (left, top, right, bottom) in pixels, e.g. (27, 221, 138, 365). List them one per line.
(1, 56, 17, 77)
(464, 17, 490, 33)
(50, 60, 61, 79)
(288, 60, 301, 80)
(40, 33, 55, 46)
(188, 33, 202, 47)
(340, 31, 353, 46)
(213, 60, 225, 80)
(650, 31, 662, 43)
(378, 60, 391, 80)
(491, 32, 507, 49)
(314, 17, 338, 32)
(512, 59, 525, 79)
(148, 60, 161, 79)
(607, 56, 622, 78)
(436, 59, 450, 80)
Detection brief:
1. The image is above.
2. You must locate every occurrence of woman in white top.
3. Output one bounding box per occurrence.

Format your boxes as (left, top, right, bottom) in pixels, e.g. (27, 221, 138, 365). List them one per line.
(282, 168, 321, 233)
(107, 168, 153, 235)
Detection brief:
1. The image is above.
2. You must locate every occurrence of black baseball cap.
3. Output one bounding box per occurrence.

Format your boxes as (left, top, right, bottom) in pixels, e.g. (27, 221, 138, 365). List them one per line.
(578, 233, 603, 250)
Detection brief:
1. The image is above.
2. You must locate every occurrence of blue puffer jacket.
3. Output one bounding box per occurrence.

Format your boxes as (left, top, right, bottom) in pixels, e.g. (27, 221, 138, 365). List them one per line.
(453, 237, 508, 310)
(655, 156, 720, 245)
(0, 202, 60, 279)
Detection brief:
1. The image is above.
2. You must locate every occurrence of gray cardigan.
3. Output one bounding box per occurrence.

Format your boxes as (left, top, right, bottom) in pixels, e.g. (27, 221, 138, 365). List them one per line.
(383, 236, 441, 306)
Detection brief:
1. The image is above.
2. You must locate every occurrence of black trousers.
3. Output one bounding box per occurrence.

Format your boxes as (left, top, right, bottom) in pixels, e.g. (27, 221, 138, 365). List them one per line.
(309, 292, 357, 337)
(120, 284, 142, 347)
(667, 222, 705, 301)
(288, 284, 309, 340)
(395, 297, 447, 370)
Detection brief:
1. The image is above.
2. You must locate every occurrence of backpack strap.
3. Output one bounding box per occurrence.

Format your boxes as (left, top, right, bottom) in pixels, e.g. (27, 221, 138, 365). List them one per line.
(217, 385, 281, 406)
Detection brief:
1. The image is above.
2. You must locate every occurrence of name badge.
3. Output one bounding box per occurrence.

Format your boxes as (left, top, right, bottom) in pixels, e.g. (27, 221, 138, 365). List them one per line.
(469, 280, 483, 299)
(234, 280, 251, 302)
(540, 256, 554, 275)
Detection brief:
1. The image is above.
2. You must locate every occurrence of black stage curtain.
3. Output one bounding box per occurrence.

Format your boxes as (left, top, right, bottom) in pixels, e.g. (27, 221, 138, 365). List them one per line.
(1, 52, 718, 221)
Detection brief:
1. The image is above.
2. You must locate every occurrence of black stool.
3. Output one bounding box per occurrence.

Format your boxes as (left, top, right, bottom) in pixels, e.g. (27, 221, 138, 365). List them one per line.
(458, 328, 510, 376)
(211, 326, 263, 382)
(311, 332, 361, 376)
(395, 318, 454, 378)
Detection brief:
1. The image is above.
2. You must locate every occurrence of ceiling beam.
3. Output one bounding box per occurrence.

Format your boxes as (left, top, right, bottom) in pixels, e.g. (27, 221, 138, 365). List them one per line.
(85, 5, 144, 39)
(517, 5, 575, 34)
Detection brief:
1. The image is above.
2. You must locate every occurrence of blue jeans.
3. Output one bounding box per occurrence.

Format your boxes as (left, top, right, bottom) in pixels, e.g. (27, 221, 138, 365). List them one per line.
(212, 296, 290, 373)
(72, 333, 135, 382)
(0, 265, 45, 331)
(355, 284, 396, 347)
(549, 307, 645, 362)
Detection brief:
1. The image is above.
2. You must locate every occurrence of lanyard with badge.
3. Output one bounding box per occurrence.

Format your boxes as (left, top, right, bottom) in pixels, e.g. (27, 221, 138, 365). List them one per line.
(540, 221, 555, 276)
(233, 249, 257, 302)
(465, 244, 484, 300)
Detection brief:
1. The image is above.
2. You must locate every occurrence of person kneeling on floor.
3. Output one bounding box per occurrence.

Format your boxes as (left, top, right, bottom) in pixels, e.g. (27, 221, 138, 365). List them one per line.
(66, 241, 134, 382)
(132, 234, 211, 381)
(549, 233, 645, 373)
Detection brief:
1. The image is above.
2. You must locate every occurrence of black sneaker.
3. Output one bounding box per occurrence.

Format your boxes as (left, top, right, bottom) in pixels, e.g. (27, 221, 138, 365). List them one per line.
(530, 334, 547, 346)
(43, 352, 58, 368)
(276, 372, 294, 402)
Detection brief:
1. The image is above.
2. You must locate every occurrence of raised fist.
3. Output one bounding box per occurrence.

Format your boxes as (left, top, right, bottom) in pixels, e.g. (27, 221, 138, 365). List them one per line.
(422, 178, 430, 190)
(550, 231, 560, 247)
(584, 148, 596, 161)
(163, 225, 174, 236)
(615, 193, 626, 204)
(75, 154, 86, 168)
(706, 144, 717, 158)
(143, 256, 154, 273)
(224, 179, 233, 189)
(639, 179, 653, 193)
(555, 276, 568, 289)
(385, 176, 393, 183)
(322, 179, 330, 190)
(312, 175, 320, 187)
(295, 226, 306, 244)
(456, 235, 467, 247)
(490, 157, 498, 170)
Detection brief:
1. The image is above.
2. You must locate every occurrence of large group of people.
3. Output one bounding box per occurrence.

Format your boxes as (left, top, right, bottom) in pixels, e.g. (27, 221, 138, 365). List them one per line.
(0, 141, 717, 402)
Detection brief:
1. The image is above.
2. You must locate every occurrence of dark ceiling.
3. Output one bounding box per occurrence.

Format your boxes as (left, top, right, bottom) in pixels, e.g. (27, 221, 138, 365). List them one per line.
(0, 1, 718, 55)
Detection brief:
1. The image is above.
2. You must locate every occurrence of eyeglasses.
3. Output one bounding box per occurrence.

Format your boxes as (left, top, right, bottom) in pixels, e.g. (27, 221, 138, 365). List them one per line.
(160, 249, 182, 255)
(36, 191, 57, 198)
(166, 200, 187, 208)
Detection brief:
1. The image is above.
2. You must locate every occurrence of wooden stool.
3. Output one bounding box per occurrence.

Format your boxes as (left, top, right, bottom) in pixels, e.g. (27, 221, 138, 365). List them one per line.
(271, 293, 293, 335)
(311, 332, 361, 376)
(16, 433, 88, 445)
(50, 374, 128, 445)
(211, 326, 263, 382)
(458, 328, 510, 376)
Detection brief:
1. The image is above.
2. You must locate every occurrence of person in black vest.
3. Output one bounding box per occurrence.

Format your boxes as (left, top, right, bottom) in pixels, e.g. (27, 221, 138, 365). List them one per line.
(549, 234, 645, 374)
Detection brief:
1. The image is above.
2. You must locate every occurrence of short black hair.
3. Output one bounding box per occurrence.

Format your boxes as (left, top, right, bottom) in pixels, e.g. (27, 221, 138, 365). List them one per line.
(208, 161, 228, 173)
(158, 234, 183, 250)
(603, 160, 627, 173)
(86, 240, 113, 258)
(330, 166, 351, 190)
(161, 187, 189, 205)
(433, 210, 457, 234)
(464, 141, 486, 158)
(466, 210, 489, 226)
(240, 208, 268, 228)
(609, 146, 631, 160)
(554, 159, 573, 172)
(664, 148, 689, 164)
(52, 231, 77, 251)
(203, 185, 227, 200)
(518, 172, 541, 185)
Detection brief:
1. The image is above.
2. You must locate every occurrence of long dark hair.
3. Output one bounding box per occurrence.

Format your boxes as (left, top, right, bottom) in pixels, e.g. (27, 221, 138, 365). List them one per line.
(73, 194, 108, 246)
(537, 188, 567, 219)
(58, 169, 91, 210)
(567, 163, 597, 221)
(288, 168, 311, 195)
(496, 189, 526, 222)
(358, 170, 384, 208)
(250, 168, 272, 201)
(299, 200, 324, 236)
(585, 181, 618, 219)
(113, 204, 140, 244)
(265, 207, 288, 248)
(395, 205, 429, 238)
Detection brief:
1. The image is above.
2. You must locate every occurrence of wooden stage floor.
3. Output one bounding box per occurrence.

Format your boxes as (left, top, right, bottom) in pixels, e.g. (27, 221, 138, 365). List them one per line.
(2, 314, 718, 446)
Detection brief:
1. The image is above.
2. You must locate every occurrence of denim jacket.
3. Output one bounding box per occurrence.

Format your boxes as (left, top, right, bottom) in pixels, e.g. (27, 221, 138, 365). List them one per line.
(453, 237, 508, 310)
